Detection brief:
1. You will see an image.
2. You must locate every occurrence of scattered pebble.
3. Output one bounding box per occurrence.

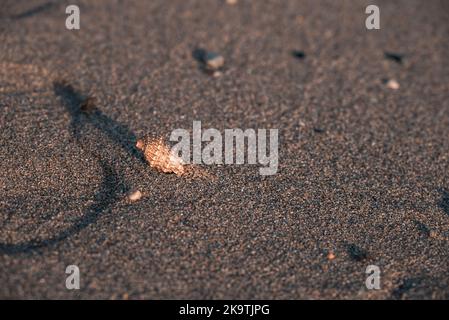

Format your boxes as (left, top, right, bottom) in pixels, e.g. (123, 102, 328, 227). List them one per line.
(386, 79, 400, 90)
(192, 49, 225, 74)
(384, 52, 404, 64)
(313, 127, 325, 133)
(213, 70, 222, 78)
(292, 50, 306, 59)
(128, 190, 142, 201)
(226, 0, 238, 4)
(205, 52, 225, 71)
(327, 252, 336, 260)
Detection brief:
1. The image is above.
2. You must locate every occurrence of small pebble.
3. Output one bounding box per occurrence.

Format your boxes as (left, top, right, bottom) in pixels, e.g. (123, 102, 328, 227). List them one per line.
(128, 190, 142, 201)
(205, 52, 225, 71)
(386, 79, 400, 90)
(384, 52, 404, 64)
(292, 50, 306, 59)
(327, 252, 336, 260)
(226, 0, 238, 4)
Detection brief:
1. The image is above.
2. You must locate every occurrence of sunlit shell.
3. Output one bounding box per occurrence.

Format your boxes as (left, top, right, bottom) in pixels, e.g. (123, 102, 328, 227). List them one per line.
(136, 136, 185, 176)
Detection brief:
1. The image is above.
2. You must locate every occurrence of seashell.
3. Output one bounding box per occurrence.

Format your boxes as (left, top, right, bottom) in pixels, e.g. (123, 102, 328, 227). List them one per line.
(136, 136, 185, 176)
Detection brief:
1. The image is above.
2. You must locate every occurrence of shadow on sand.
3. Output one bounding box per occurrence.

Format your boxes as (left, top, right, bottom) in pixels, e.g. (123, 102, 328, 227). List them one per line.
(0, 80, 143, 255)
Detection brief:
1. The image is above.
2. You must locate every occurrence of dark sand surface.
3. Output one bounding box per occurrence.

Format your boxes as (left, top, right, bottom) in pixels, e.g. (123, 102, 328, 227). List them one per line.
(1, 0, 448, 299)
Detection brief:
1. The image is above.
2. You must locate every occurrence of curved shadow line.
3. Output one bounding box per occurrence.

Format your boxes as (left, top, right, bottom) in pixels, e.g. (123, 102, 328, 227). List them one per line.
(0, 81, 134, 255)
(53, 81, 145, 163)
(0, 155, 122, 255)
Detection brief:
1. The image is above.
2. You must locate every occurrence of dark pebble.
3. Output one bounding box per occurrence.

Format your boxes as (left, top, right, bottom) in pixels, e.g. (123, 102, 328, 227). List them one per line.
(292, 50, 306, 59)
(384, 52, 404, 64)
